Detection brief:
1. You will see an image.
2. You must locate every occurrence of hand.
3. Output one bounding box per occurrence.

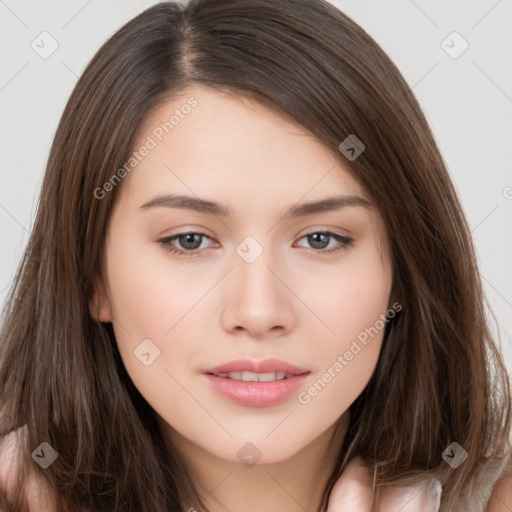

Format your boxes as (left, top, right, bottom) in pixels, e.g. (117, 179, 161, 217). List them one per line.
(326, 456, 442, 512)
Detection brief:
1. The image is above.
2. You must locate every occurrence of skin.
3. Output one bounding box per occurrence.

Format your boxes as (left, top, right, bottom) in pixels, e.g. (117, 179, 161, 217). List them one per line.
(485, 474, 512, 511)
(90, 84, 441, 511)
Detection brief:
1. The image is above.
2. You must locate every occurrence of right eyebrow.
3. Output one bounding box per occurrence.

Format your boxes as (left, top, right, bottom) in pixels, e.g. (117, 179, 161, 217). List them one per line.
(140, 194, 230, 216)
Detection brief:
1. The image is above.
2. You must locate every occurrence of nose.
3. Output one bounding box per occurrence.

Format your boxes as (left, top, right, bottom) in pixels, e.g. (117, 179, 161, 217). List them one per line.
(220, 248, 296, 339)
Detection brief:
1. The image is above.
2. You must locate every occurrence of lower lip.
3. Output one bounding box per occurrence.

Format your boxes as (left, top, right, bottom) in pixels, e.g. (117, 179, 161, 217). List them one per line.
(204, 373, 309, 407)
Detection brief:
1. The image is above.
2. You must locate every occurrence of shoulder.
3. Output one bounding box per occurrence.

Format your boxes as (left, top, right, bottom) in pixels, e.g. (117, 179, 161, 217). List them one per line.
(485, 474, 512, 511)
(0, 426, 57, 511)
(0, 426, 23, 495)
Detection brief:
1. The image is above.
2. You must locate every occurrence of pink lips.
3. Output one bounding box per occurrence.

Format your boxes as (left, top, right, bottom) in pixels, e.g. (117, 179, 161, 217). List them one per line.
(204, 358, 309, 376)
(203, 358, 310, 407)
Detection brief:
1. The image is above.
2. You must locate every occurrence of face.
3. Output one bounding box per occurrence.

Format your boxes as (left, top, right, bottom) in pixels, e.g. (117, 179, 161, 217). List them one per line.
(92, 85, 393, 465)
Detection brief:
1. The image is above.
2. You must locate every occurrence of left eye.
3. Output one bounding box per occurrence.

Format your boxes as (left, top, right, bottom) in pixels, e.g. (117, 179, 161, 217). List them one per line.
(294, 231, 353, 252)
(157, 231, 353, 256)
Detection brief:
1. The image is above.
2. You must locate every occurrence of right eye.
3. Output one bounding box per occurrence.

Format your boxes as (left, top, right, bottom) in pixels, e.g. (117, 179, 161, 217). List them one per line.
(157, 232, 218, 257)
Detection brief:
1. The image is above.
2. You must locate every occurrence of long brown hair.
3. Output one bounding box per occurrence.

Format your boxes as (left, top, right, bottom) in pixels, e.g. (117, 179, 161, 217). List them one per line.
(1, 0, 510, 510)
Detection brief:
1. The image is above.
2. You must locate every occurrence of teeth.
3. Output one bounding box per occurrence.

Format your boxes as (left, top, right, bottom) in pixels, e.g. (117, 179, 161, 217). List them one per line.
(216, 371, 292, 382)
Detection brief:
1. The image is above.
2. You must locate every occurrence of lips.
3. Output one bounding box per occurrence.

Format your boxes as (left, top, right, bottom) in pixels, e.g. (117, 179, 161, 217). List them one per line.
(203, 358, 309, 376)
(203, 358, 311, 407)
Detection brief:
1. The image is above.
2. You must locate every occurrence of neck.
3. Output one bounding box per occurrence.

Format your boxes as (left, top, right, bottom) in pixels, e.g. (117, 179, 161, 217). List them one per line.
(160, 413, 349, 512)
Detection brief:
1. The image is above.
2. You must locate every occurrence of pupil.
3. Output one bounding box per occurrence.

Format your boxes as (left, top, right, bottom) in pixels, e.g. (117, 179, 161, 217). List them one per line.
(308, 233, 329, 249)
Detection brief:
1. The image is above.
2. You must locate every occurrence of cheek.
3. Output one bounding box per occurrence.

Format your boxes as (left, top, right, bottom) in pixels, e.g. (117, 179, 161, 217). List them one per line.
(104, 233, 207, 338)
(102, 235, 208, 419)
(294, 242, 391, 406)
(102, 229, 217, 391)
(302, 242, 392, 351)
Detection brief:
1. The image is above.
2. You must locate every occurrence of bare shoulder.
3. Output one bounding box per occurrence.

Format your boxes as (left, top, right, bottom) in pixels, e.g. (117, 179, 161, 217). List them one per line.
(0, 426, 57, 511)
(0, 426, 24, 495)
(485, 474, 512, 511)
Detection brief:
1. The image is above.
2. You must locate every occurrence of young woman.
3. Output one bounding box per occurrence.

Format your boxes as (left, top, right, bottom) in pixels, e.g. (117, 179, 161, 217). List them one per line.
(1, 1, 511, 510)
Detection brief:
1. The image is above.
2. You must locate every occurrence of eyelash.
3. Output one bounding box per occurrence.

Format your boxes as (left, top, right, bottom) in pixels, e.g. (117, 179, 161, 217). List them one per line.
(157, 231, 353, 257)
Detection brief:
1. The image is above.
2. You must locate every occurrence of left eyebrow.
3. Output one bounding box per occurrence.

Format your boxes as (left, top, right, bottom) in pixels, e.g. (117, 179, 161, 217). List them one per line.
(139, 193, 371, 217)
(285, 195, 371, 217)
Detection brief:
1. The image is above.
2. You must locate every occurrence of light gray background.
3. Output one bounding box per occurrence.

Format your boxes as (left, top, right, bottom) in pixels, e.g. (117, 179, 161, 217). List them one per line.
(1, 0, 511, 374)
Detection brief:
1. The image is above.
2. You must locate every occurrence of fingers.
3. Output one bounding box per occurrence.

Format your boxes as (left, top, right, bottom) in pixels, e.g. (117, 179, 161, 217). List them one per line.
(24, 468, 58, 512)
(326, 456, 374, 511)
(326, 456, 442, 512)
(378, 478, 442, 512)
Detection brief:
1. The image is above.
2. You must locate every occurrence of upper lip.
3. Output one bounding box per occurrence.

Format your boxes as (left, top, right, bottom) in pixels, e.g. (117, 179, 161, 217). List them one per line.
(204, 358, 310, 376)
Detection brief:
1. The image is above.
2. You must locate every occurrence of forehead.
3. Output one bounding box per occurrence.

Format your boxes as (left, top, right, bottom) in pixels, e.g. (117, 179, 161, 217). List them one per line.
(122, 85, 367, 205)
